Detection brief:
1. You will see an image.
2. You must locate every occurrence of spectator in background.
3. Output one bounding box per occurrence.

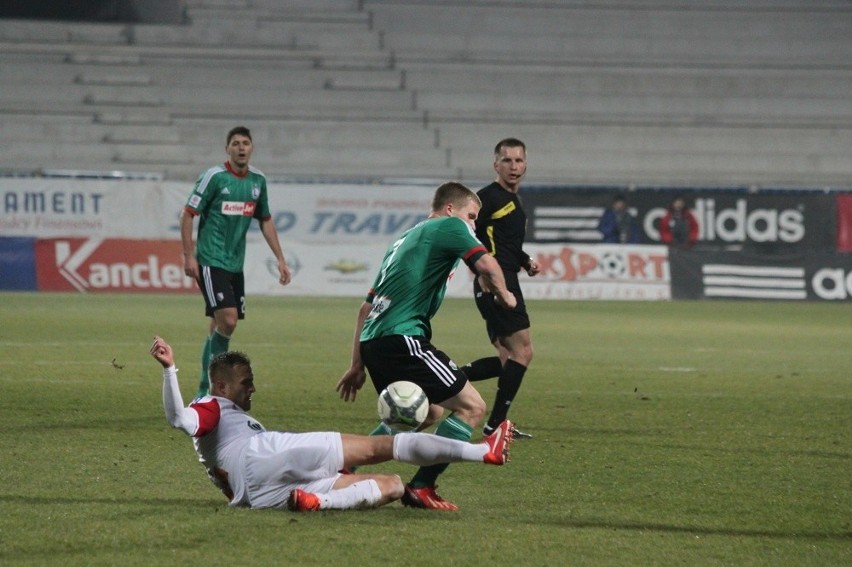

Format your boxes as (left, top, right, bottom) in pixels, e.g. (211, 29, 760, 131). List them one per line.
(597, 194, 640, 243)
(659, 195, 699, 248)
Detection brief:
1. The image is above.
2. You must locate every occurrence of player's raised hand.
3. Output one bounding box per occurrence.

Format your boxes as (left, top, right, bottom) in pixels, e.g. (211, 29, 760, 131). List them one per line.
(150, 336, 175, 368)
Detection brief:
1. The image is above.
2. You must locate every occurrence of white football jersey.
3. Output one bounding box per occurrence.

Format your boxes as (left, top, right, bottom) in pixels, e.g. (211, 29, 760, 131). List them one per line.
(188, 396, 265, 503)
(162, 367, 266, 504)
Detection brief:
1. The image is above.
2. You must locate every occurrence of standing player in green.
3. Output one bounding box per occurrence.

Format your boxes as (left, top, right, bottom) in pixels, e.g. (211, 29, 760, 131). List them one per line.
(181, 126, 291, 398)
(337, 182, 516, 511)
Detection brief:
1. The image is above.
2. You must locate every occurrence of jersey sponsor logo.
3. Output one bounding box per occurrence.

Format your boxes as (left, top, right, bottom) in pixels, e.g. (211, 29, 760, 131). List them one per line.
(221, 201, 256, 216)
(35, 238, 195, 293)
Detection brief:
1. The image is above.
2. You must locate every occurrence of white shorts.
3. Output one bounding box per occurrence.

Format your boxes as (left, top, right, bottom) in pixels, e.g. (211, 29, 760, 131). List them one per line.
(240, 431, 344, 509)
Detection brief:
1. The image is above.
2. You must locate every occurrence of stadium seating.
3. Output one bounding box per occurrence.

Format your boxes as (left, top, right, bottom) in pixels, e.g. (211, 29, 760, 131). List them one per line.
(0, 0, 849, 187)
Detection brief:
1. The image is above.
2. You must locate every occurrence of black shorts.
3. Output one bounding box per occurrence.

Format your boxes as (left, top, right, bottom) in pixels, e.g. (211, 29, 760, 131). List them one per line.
(473, 272, 530, 343)
(197, 265, 246, 319)
(360, 335, 467, 405)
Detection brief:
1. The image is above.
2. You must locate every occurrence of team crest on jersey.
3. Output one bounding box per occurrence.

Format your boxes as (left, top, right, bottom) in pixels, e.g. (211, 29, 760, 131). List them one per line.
(252, 186, 261, 200)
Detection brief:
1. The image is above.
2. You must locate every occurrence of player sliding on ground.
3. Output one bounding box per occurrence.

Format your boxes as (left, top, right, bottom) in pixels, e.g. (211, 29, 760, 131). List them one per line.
(149, 336, 514, 512)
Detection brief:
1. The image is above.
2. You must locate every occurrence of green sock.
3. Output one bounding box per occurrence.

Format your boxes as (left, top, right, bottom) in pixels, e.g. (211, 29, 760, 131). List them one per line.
(370, 422, 394, 436)
(195, 335, 212, 398)
(409, 414, 473, 488)
(209, 329, 231, 358)
(196, 331, 231, 398)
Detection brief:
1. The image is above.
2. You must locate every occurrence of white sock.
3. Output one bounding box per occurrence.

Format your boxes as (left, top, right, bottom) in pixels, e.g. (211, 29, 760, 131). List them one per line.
(317, 479, 383, 510)
(393, 432, 488, 466)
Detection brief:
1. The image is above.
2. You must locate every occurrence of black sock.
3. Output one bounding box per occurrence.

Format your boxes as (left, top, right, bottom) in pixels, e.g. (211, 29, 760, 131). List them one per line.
(487, 359, 527, 430)
(461, 357, 502, 382)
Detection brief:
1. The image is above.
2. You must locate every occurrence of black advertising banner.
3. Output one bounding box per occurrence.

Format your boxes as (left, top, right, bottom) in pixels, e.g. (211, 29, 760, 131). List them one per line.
(523, 187, 837, 253)
(670, 248, 852, 301)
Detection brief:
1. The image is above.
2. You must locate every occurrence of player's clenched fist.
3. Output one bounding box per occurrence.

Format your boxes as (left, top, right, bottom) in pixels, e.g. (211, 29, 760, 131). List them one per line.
(150, 336, 175, 368)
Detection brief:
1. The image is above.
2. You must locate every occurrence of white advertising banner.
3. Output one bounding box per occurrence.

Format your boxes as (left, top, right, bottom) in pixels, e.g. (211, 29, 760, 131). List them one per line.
(0, 178, 436, 242)
(0, 178, 178, 238)
(244, 240, 670, 301)
(445, 243, 671, 301)
(243, 240, 387, 297)
(2, 179, 670, 299)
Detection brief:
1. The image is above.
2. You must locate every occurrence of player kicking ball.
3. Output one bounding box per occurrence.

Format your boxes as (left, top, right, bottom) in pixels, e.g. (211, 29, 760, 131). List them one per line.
(150, 336, 513, 512)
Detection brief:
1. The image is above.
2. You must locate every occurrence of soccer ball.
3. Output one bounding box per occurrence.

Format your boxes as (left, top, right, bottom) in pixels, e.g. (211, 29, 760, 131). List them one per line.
(377, 381, 429, 432)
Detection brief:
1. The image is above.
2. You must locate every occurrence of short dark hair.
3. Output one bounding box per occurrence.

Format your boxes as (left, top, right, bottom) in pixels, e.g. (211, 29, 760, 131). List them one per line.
(431, 181, 479, 211)
(494, 137, 526, 155)
(227, 126, 252, 145)
(209, 351, 252, 383)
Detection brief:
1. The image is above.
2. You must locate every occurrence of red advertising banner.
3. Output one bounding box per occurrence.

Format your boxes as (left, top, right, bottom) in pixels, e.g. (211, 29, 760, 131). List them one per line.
(835, 194, 852, 252)
(35, 238, 196, 293)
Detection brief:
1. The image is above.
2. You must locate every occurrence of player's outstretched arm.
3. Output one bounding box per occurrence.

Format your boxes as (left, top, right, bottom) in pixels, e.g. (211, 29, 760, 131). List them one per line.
(150, 336, 198, 435)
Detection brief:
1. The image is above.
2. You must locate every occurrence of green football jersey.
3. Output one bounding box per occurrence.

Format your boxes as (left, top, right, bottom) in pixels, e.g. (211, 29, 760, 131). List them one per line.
(361, 216, 487, 341)
(184, 164, 271, 273)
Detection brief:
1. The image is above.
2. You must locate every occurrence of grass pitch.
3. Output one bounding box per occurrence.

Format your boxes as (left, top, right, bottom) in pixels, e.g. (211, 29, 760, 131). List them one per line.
(0, 293, 849, 566)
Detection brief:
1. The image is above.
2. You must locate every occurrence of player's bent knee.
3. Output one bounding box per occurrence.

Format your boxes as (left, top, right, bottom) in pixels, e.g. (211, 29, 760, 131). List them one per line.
(378, 474, 404, 501)
(454, 398, 486, 426)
